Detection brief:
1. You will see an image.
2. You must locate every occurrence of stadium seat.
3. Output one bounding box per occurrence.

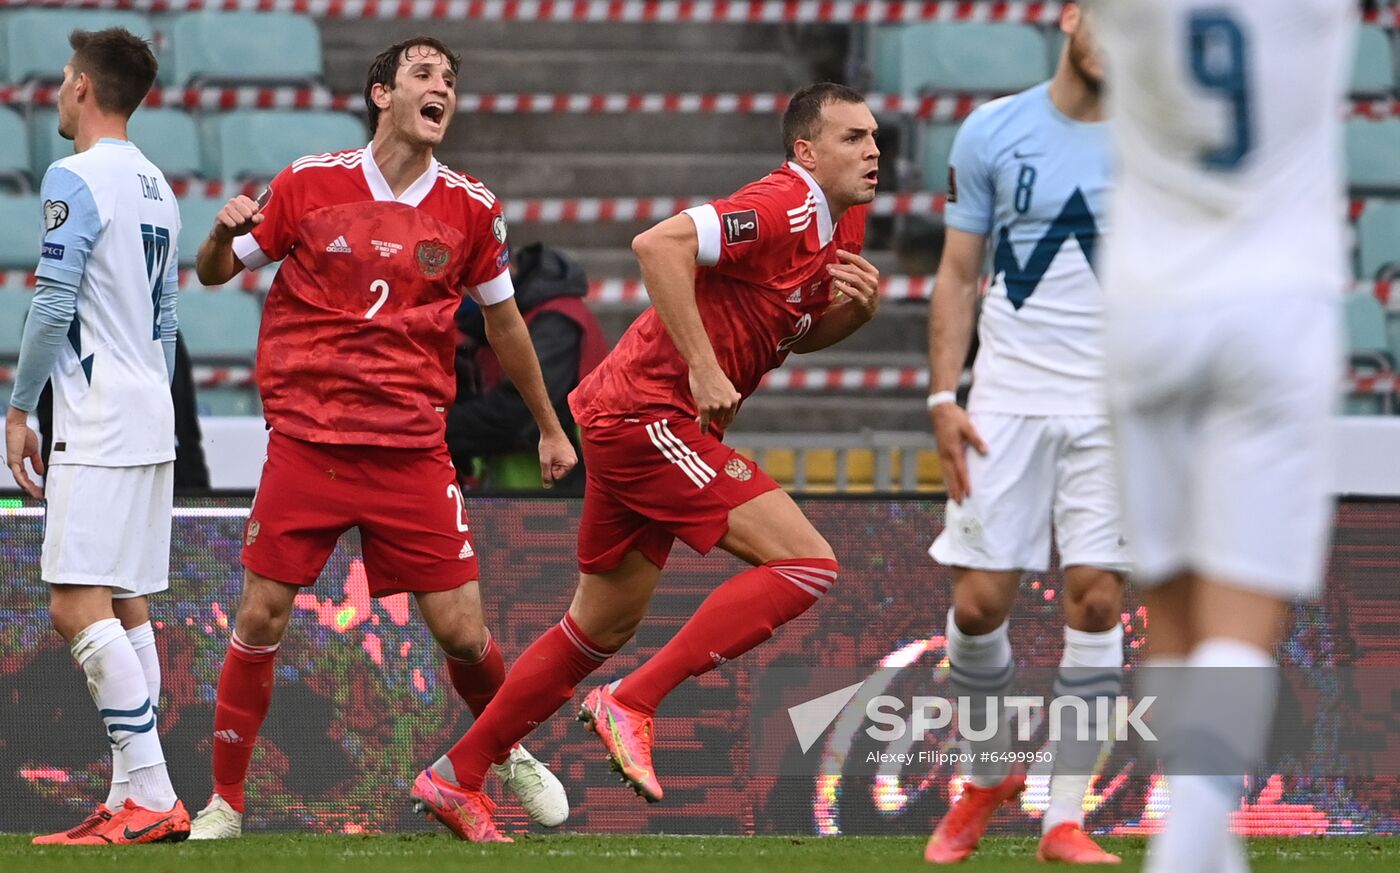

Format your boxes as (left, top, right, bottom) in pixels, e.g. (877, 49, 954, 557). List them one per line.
(202, 110, 367, 181)
(176, 197, 228, 266)
(0, 9, 154, 83)
(29, 110, 72, 183)
(870, 27, 903, 92)
(1351, 26, 1396, 96)
(921, 123, 961, 193)
(0, 291, 34, 358)
(178, 289, 261, 360)
(0, 196, 41, 271)
(129, 110, 204, 180)
(1357, 200, 1400, 278)
(166, 12, 322, 86)
(0, 108, 31, 193)
(1345, 291, 1393, 369)
(1346, 119, 1400, 192)
(888, 23, 1049, 93)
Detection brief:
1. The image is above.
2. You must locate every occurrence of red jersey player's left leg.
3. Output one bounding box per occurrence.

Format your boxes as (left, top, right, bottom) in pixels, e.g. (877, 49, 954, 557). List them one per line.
(609, 486, 839, 719)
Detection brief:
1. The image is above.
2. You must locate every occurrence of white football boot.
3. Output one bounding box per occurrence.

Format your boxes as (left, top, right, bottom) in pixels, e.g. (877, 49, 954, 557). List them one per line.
(188, 794, 243, 840)
(491, 745, 569, 827)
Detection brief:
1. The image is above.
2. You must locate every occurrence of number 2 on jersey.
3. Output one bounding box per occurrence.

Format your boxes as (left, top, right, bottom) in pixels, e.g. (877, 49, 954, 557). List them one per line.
(446, 484, 470, 532)
(141, 224, 171, 339)
(366, 279, 390, 319)
(1188, 11, 1252, 170)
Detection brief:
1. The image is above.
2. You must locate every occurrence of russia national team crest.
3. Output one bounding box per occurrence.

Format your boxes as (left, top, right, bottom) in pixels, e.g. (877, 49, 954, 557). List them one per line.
(724, 456, 753, 482)
(416, 239, 452, 278)
(245, 519, 261, 546)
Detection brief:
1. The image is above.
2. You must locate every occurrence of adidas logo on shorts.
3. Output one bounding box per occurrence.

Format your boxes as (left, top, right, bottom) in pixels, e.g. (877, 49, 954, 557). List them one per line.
(325, 235, 352, 253)
(214, 729, 243, 744)
(458, 539, 475, 560)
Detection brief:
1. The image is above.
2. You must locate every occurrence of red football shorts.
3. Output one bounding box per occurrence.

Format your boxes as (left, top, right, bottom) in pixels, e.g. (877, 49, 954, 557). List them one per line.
(576, 416, 781, 574)
(242, 431, 478, 596)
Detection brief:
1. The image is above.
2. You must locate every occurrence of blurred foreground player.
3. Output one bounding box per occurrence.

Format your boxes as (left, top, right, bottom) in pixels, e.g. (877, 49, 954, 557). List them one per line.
(6, 29, 189, 845)
(1093, 1, 1353, 871)
(924, 5, 1124, 864)
(409, 83, 882, 841)
(190, 37, 574, 838)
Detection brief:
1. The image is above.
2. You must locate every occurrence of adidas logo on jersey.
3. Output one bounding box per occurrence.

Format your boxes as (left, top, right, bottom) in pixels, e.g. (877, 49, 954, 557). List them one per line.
(214, 729, 243, 744)
(458, 539, 475, 560)
(326, 235, 352, 253)
(786, 288, 803, 304)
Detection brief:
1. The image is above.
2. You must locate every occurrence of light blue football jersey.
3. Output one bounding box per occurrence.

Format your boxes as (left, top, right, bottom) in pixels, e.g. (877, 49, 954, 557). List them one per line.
(945, 81, 1112, 415)
(36, 139, 180, 466)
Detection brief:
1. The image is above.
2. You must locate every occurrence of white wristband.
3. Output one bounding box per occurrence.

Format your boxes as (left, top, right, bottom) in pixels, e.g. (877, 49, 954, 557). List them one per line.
(926, 391, 958, 410)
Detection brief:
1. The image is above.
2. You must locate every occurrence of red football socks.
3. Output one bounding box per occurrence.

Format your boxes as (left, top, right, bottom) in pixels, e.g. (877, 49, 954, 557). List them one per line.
(444, 613, 615, 790)
(212, 634, 280, 813)
(613, 558, 839, 716)
(445, 631, 507, 718)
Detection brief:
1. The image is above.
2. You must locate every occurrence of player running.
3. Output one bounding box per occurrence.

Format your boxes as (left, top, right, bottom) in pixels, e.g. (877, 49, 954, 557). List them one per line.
(7, 28, 189, 846)
(407, 83, 882, 842)
(923, 5, 1125, 864)
(1093, 1, 1352, 871)
(188, 37, 573, 838)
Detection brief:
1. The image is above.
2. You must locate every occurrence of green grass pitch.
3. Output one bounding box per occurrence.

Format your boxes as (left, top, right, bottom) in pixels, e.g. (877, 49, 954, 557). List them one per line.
(5, 834, 1399, 872)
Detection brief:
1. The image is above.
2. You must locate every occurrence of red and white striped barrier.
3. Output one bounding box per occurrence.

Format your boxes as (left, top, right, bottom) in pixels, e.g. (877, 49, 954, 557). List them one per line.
(0, 1, 1071, 24)
(7, 84, 1397, 123)
(586, 275, 938, 303)
(0, 361, 1393, 396)
(161, 182, 950, 220)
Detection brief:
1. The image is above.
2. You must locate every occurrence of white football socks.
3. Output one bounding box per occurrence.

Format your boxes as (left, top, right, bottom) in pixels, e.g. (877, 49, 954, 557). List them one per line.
(1146, 638, 1277, 873)
(107, 621, 162, 808)
(1045, 624, 1124, 833)
(945, 609, 1015, 788)
(71, 619, 176, 812)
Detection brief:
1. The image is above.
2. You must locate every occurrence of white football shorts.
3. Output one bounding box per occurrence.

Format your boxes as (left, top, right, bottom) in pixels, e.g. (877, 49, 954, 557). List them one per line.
(42, 462, 174, 598)
(1105, 293, 1340, 598)
(930, 413, 1130, 574)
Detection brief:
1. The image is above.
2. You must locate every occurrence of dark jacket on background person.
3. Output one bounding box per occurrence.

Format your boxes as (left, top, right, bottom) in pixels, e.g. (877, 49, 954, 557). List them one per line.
(447, 242, 607, 493)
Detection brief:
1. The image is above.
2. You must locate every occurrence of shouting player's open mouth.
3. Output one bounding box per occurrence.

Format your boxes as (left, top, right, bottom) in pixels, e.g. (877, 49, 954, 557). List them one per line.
(863, 167, 879, 187)
(420, 102, 446, 130)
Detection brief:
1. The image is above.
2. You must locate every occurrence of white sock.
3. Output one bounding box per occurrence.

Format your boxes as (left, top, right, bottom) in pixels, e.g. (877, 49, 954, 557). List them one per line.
(1146, 638, 1276, 873)
(1045, 624, 1124, 833)
(107, 621, 161, 808)
(71, 619, 177, 812)
(945, 608, 1015, 788)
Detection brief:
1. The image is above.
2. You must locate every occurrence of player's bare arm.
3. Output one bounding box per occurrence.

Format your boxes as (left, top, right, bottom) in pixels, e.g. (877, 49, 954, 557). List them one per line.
(927, 227, 989, 504)
(632, 213, 741, 433)
(479, 297, 578, 487)
(789, 249, 881, 353)
(195, 194, 263, 286)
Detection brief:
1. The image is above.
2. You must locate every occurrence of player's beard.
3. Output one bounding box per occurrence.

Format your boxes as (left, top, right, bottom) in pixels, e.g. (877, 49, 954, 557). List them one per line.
(1068, 38, 1103, 96)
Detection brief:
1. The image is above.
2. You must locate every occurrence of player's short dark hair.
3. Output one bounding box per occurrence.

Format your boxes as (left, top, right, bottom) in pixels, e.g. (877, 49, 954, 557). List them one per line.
(782, 83, 868, 160)
(364, 36, 462, 134)
(68, 28, 158, 118)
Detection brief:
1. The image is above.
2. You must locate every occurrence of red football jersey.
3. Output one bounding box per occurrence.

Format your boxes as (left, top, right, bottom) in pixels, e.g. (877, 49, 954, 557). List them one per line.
(570, 163, 868, 436)
(232, 144, 513, 448)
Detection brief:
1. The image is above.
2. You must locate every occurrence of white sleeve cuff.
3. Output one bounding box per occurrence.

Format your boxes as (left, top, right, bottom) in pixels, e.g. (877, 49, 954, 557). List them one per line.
(468, 269, 516, 306)
(682, 204, 721, 267)
(232, 234, 272, 271)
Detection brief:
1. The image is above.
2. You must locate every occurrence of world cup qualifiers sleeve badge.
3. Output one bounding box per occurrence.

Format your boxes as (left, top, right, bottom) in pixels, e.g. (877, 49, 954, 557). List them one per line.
(416, 239, 452, 279)
(43, 199, 69, 232)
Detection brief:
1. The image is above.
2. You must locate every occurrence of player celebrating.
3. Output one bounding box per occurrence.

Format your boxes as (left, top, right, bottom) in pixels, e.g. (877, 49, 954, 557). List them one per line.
(924, 5, 1126, 864)
(1093, 1, 1351, 871)
(407, 83, 881, 842)
(7, 29, 189, 845)
(188, 37, 573, 838)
